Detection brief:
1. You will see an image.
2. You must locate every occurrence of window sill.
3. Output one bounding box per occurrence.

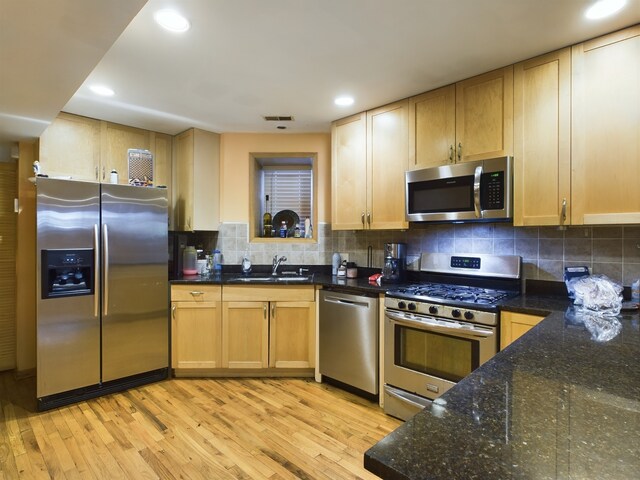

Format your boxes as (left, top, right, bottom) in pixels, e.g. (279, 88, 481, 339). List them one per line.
(250, 237, 317, 244)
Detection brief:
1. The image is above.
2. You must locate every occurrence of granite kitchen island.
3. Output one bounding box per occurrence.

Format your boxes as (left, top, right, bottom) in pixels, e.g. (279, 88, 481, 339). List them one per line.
(365, 295, 640, 479)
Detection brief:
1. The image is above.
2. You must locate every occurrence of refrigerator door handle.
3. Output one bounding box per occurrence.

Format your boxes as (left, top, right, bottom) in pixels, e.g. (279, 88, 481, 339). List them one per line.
(103, 223, 109, 316)
(94, 224, 99, 317)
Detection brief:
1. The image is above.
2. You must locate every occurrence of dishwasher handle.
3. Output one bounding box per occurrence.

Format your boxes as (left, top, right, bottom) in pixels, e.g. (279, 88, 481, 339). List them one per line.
(322, 295, 371, 308)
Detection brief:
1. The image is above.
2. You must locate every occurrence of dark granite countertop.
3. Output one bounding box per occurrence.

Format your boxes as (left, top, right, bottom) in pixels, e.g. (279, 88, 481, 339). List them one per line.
(170, 270, 390, 294)
(364, 294, 640, 479)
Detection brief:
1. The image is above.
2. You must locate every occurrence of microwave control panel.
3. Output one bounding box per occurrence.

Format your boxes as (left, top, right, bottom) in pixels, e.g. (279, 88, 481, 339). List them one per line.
(480, 171, 505, 210)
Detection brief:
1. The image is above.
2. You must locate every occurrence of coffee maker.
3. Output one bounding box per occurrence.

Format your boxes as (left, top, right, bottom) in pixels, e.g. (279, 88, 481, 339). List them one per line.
(382, 242, 407, 283)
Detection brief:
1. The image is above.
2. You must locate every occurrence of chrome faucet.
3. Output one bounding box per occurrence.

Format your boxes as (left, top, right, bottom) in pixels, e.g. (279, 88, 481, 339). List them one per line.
(272, 255, 287, 275)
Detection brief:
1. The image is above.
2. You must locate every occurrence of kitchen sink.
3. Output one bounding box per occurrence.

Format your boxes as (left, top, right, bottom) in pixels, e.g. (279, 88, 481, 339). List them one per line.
(227, 273, 314, 283)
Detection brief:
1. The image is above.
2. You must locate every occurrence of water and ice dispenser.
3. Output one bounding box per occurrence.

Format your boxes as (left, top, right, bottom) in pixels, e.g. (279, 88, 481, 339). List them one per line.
(41, 249, 94, 299)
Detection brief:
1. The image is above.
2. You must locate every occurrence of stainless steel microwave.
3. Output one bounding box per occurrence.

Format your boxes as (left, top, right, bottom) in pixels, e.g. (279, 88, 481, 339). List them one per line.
(405, 156, 513, 223)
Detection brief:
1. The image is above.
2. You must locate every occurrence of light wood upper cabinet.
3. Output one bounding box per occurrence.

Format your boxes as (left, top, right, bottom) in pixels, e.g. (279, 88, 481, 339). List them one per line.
(174, 128, 220, 231)
(331, 100, 409, 230)
(409, 67, 513, 169)
(500, 311, 545, 350)
(331, 112, 367, 230)
(571, 25, 640, 225)
(367, 100, 409, 230)
(513, 48, 571, 226)
(456, 66, 514, 163)
(39, 112, 101, 181)
(409, 85, 456, 169)
(171, 285, 222, 373)
(102, 122, 151, 183)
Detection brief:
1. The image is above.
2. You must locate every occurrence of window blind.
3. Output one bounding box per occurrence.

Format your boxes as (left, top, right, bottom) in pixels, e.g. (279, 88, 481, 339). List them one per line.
(263, 168, 312, 222)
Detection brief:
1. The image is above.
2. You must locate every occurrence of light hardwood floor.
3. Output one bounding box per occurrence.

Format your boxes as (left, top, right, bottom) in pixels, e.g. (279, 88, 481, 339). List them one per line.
(0, 372, 401, 479)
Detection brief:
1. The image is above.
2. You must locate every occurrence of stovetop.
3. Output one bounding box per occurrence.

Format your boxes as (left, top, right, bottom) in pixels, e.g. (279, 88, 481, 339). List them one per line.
(387, 282, 518, 308)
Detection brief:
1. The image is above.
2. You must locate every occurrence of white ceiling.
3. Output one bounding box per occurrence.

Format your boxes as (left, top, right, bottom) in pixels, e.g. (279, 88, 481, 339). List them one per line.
(3, 0, 640, 141)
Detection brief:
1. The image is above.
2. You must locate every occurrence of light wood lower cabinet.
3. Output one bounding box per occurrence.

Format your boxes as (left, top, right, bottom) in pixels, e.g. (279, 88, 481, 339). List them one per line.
(500, 311, 545, 350)
(222, 286, 316, 371)
(171, 285, 222, 374)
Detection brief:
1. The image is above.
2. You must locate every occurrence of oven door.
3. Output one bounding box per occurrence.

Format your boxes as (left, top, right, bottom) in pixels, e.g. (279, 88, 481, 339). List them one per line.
(384, 309, 497, 402)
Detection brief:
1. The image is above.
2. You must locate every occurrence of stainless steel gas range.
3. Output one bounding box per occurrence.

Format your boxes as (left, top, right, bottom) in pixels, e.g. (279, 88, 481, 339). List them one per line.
(383, 252, 521, 420)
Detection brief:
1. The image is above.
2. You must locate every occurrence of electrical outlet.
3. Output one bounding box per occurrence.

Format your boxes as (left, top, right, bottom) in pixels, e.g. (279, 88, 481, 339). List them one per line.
(339, 253, 350, 262)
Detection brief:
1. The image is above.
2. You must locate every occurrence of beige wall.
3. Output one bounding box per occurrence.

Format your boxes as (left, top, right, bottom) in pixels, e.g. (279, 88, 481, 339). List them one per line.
(219, 133, 331, 223)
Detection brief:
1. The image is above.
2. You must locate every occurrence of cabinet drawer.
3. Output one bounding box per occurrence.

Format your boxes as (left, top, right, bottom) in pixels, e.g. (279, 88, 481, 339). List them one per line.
(223, 285, 315, 302)
(171, 284, 221, 302)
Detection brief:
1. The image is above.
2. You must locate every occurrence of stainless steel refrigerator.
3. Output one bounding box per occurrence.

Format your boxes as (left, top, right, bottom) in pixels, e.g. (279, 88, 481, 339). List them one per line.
(36, 178, 168, 410)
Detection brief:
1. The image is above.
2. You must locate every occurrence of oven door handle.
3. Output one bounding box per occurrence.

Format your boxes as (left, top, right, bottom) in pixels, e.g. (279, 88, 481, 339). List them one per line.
(386, 310, 494, 338)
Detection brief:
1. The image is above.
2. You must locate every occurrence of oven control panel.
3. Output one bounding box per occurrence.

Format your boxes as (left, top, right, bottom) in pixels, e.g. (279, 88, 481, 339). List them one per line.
(384, 297, 498, 326)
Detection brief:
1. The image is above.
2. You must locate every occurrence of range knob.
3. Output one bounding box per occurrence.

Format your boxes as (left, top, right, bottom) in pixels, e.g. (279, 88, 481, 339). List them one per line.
(397, 301, 407, 310)
(464, 311, 474, 320)
(428, 305, 438, 315)
(407, 303, 417, 311)
(451, 309, 461, 318)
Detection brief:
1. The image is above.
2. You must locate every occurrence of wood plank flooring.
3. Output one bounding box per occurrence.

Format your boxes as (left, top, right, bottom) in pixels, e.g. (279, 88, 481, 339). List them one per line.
(0, 372, 401, 479)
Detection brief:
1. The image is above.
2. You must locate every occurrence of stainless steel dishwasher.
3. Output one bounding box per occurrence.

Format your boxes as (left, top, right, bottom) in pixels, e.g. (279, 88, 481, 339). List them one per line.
(319, 289, 379, 395)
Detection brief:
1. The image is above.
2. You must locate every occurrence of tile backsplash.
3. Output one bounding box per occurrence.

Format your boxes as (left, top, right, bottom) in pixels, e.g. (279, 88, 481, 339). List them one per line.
(212, 222, 640, 286)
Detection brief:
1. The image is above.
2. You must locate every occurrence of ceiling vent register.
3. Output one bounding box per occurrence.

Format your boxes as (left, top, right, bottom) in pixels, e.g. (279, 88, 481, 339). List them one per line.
(264, 116, 294, 122)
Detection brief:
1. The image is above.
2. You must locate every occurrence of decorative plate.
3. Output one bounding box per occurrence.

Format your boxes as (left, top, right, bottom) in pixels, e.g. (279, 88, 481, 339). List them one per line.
(273, 209, 300, 236)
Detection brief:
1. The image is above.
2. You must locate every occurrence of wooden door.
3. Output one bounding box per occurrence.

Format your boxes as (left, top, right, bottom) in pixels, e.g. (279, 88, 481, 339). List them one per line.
(456, 66, 514, 162)
(102, 122, 151, 184)
(514, 48, 571, 226)
(367, 99, 409, 230)
(269, 301, 315, 369)
(222, 301, 269, 369)
(500, 311, 544, 350)
(409, 85, 456, 169)
(171, 301, 221, 371)
(38, 112, 101, 181)
(571, 25, 640, 224)
(331, 113, 367, 230)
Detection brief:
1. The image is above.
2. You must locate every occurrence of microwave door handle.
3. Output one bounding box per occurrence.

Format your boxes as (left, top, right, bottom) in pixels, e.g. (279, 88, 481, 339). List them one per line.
(386, 310, 494, 338)
(473, 165, 483, 218)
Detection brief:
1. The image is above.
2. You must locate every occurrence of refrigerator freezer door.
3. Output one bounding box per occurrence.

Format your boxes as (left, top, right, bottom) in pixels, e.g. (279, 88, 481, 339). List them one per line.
(100, 184, 168, 382)
(36, 178, 101, 398)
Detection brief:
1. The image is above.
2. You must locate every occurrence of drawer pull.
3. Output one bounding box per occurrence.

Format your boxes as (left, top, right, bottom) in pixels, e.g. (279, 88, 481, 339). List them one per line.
(190, 291, 205, 296)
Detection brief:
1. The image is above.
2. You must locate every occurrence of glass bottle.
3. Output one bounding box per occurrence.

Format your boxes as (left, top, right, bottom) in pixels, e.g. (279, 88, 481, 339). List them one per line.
(263, 195, 272, 237)
(279, 221, 287, 238)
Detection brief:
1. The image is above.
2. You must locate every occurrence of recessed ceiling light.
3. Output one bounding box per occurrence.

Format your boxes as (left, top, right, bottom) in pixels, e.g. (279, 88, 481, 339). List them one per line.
(89, 85, 115, 97)
(585, 0, 626, 19)
(154, 9, 190, 32)
(334, 96, 354, 106)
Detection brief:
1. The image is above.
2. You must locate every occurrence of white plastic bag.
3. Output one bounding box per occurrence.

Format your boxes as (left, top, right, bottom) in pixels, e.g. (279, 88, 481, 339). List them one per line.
(567, 274, 623, 316)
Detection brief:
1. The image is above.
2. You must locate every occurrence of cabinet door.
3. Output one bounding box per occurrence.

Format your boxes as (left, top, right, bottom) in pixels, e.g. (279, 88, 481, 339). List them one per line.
(571, 25, 640, 225)
(514, 48, 571, 226)
(409, 85, 456, 169)
(171, 301, 221, 370)
(367, 99, 409, 230)
(500, 311, 545, 350)
(175, 129, 194, 231)
(456, 66, 514, 162)
(38, 112, 101, 181)
(152, 132, 172, 189)
(102, 122, 151, 184)
(269, 301, 315, 369)
(222, 301, 269, 369)
(331, 113, 367, 230)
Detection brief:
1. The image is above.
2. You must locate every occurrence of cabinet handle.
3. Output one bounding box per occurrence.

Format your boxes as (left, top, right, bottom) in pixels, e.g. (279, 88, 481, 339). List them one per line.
(271, 304, 276, 319)
(561, 198, 567, 223)
(457, 143, 462, 162)
(171, 305, 176, 319)
(367, 212, 371, 226)
(449, 145, 454, 163)
(95, 166, 99, 181)
(361, 212, 365, 227)
(102, 166, 106, 181)
(263, 303, 267, 319)
(190, 291, 204, 296)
